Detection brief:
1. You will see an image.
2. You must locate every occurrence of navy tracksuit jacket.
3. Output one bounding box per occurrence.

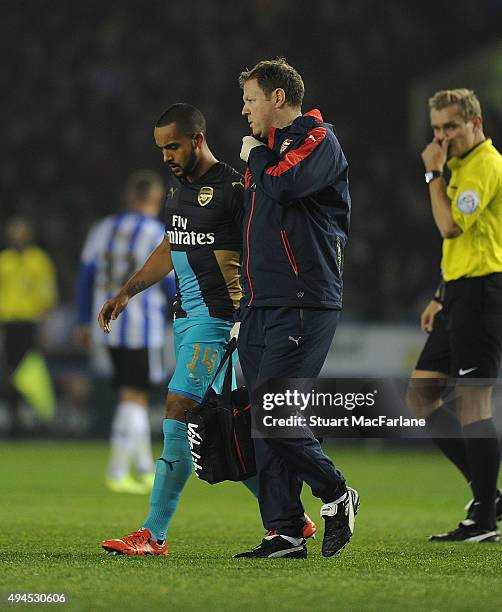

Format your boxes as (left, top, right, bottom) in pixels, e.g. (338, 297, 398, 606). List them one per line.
(241, 108, 350, 310)
(238, 109, 352, 537)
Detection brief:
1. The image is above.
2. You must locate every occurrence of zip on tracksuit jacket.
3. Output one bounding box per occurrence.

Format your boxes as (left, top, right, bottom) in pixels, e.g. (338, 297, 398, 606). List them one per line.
(241, 109, 351, 310)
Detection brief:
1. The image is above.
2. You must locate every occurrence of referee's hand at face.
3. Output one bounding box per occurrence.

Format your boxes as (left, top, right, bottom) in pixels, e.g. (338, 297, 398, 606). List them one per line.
(421, 138, 449, 171)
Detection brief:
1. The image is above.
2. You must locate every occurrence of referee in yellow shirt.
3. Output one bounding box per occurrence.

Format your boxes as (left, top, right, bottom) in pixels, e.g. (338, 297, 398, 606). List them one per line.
(0, 218, 57, 435)
(407, 89, 502, 542)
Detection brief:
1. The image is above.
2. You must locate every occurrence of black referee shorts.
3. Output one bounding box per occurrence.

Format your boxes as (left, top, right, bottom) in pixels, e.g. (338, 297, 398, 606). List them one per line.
(3, 322, 36, 371)
(108, 347, 150, 391)
(416, 273, 502, 380)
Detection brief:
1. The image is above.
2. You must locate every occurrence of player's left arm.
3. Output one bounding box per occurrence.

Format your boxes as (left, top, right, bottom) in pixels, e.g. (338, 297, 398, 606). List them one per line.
(77, 226, 98, 348)
(77, 262, 95, 326)
(241, 128, 341, 203)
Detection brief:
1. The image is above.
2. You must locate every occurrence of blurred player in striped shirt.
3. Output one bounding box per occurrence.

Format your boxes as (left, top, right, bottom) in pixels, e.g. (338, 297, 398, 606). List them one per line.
(77, 171, 175, 493)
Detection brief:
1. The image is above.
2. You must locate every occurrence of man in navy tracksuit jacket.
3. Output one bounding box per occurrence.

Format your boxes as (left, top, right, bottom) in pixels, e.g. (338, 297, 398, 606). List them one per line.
(234, 59, 359, 559)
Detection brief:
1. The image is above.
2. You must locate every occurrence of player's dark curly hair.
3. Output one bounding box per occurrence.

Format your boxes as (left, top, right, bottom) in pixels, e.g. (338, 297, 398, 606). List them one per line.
(238, 58, 304, 108)
(155, 103, 206, 136)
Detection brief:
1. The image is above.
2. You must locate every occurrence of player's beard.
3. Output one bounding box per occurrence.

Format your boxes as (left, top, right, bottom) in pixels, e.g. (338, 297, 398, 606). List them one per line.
(181, 145, 198, 178)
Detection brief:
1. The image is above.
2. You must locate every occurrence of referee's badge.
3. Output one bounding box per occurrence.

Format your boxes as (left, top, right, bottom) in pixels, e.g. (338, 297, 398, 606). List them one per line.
(198, 186, 214, 206)
(456, 190, 479, 215)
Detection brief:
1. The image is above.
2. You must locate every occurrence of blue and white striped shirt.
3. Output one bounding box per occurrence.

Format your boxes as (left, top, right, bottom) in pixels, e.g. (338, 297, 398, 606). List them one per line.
(78, 211, 174, 349)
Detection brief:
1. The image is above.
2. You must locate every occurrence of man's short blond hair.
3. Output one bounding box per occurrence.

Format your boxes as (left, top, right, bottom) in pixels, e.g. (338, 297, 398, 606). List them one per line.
(239, 58, 304, 108)
(428, 89, 482, 122)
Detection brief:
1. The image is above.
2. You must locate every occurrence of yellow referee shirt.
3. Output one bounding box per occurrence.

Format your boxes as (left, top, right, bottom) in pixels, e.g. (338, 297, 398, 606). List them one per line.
(0, 246, 57, 322)
(442, 138, 502, 281)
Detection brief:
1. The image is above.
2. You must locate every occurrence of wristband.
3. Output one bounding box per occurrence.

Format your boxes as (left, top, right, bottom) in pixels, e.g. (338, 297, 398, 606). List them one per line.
(425, 170, 443, 184)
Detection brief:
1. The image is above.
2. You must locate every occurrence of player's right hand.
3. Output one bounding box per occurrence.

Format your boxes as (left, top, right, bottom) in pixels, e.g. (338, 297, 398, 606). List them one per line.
(98, 293, 129, 333)
(420, 300, 442, 333)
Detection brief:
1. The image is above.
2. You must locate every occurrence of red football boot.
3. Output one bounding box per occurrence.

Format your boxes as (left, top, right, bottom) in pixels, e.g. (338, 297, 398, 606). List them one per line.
(102, 528, 168, 556)
(265, 513, 317, 540)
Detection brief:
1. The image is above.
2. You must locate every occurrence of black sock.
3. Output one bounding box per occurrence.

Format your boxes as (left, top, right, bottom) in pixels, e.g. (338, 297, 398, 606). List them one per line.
(426, 407, 472, 484)
(463, 418, 501, 529)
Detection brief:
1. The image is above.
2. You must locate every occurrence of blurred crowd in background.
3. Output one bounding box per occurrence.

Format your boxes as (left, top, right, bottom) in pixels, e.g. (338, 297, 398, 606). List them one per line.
(1, 0, 501, 346)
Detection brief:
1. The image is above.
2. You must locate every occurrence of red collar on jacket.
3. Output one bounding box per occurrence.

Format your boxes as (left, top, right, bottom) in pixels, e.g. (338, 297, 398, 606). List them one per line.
(304, 108, 323, 121)
(268, 109, 323, 148)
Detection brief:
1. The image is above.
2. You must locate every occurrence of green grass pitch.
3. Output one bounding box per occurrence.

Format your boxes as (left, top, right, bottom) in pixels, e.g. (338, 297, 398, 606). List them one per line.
(1, 441, 502, 611)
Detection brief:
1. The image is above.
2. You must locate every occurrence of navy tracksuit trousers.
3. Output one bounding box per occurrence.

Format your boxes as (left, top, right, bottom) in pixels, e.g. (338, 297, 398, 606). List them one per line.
(238, 306, 346, 538)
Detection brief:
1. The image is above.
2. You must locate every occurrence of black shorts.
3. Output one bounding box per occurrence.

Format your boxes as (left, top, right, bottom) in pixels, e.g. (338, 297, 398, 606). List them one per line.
(3, 322, 36, 371)
(416, 274, 502, 379)
(108, 347, 150, 391)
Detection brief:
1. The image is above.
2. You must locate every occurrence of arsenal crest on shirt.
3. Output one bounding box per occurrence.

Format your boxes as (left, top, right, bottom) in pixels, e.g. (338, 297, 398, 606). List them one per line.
(198, 186, 214, 206)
